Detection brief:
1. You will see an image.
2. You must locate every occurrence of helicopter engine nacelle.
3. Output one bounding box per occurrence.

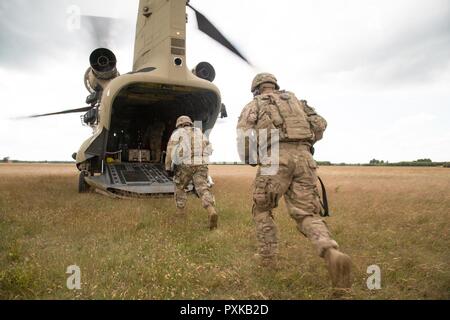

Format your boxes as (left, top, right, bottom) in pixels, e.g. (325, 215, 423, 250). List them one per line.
(84, 48, 119, 94)
(192, 62, 216, 82)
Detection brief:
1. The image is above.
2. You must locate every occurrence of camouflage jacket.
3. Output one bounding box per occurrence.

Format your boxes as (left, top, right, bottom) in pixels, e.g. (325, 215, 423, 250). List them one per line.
(236, 91, 327, 163)
(165, 127, 213, 170)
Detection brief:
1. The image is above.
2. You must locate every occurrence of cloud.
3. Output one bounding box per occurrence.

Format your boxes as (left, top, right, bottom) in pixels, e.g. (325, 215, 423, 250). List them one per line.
(1, 0, 449, 162)
(319, 0, 450, 86)
(0, 0, 136, 71)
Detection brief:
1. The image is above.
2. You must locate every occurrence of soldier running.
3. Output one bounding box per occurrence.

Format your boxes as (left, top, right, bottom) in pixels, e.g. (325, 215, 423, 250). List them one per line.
(237, 73, 352, 290)
(165, 116, 218, 230)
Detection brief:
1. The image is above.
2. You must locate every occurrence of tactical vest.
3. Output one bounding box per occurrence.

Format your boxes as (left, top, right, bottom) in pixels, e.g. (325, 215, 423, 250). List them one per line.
(176, 127, 209, 164)
(255, 91, 314, 142)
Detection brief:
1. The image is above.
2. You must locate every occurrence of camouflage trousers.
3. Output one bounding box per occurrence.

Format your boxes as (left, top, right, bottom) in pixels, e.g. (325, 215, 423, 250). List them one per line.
(252, 143, 338, 259)
(174, 165, 216, 209)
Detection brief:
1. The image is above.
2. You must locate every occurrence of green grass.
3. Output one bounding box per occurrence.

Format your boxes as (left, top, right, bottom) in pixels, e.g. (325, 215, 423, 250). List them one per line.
(0, 164, 449, 299)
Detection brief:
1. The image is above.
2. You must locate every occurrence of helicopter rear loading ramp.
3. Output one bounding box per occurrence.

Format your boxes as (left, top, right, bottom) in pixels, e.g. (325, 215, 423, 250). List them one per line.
(85, 163, 175, 198)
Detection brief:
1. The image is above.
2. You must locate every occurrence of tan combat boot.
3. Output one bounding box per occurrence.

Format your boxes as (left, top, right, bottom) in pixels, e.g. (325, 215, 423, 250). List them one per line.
(324, 248, 352, 290)
(207, 206, 218, 230)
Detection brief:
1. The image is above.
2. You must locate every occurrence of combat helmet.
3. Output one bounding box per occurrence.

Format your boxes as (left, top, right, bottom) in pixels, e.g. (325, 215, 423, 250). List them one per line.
(251, 73, 280, 93)
(176, 116, 193, 128)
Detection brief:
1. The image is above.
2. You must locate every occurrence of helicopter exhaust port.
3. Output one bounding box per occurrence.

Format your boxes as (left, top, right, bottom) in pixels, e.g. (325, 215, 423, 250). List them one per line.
(192, 62, 216, 82)
(84, 48, 120, 95)
(89, 48, 118, 79)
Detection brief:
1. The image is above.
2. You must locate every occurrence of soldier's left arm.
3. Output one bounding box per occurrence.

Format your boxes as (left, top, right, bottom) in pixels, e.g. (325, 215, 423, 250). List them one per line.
(300, 100, 328, 143)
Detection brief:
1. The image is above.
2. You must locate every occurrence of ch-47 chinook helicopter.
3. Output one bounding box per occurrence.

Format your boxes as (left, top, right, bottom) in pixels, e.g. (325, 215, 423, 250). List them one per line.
(24, 0, 250, 197)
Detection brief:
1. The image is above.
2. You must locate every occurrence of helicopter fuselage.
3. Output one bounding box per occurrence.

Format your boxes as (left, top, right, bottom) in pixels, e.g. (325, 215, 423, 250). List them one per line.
(76, 60, 221, 196)
(75, 0, 222, 196)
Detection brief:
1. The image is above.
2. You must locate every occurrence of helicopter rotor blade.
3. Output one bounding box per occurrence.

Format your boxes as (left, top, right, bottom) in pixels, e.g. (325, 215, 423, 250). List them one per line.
(187, 4, 251, 65)
(82, 15, 128, 49)
(15, 106, 94, 120)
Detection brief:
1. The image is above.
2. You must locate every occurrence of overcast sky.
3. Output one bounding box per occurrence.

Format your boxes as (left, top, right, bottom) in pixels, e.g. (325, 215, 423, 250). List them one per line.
(0, 0, 449, 163)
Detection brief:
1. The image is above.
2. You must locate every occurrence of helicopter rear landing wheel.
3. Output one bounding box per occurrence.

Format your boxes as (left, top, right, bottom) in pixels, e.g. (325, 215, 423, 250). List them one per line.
(78, 171, 91, 193)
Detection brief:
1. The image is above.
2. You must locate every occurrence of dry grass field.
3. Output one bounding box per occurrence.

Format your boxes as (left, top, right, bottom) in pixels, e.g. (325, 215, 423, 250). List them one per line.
(0, 163, 449, 300)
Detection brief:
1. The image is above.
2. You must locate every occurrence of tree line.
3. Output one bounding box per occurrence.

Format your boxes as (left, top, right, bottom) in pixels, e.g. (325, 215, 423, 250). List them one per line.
(318, 159, 450, 168)
(2, 157, 449, 168)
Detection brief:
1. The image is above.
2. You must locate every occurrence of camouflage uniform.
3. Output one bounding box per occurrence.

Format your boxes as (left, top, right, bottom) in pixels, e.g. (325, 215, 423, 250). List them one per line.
(165, 118, 217, 229)
(237, 78, 338, 260)
(172, 164, 215, 210)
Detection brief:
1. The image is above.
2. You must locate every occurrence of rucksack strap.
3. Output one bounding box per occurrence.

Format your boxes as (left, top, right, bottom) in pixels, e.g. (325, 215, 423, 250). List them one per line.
(318, 176, 330, 217)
